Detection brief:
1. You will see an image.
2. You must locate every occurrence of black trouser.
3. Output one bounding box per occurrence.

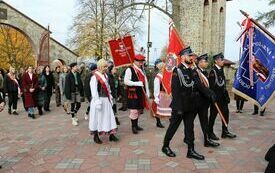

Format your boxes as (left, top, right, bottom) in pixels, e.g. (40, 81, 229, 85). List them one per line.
(195, 105, 209, 140)
(113, 104, 117, 115)
(254, 105, 266, 114)
(120, 85, 127, 108)
(8, 92, 18, 111)
(236, 100, 244, 110)
(44, 93, 52, 110)
(71, 102, 81, 118)
(86, 96, 91, 115)
(163, 110, 196, 147)
(55, 86, 61, 106)
(209, 102, 229, 133)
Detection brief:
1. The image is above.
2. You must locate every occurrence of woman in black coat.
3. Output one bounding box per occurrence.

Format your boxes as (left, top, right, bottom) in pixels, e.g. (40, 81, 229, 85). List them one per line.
(42, 65, 54, 111)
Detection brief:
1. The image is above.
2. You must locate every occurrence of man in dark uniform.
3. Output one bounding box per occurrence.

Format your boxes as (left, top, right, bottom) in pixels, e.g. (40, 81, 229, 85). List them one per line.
(162, 47, 216, 160)
(208, 53, 236, 140)
(195, 54, 220, 147)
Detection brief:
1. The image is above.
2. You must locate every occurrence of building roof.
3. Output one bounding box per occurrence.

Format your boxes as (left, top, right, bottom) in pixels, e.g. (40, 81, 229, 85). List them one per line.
(0, 0, 79, 57)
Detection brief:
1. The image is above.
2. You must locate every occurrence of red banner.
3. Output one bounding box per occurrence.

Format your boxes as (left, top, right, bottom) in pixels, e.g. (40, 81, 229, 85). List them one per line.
(162, 24, 185, 95)
(108, 36, 135, 67)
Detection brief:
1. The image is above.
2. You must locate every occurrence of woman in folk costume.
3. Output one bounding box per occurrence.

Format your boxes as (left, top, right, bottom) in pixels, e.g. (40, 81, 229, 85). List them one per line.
(124, 54, 150, 134)
(152, 59, 172, 128)
(22, 66, 38, 119)
(89, 59, 119, 144)
(4, 66, 21, 115)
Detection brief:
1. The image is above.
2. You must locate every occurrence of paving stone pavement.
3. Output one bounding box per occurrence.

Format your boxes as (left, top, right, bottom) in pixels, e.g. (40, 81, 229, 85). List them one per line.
(0, 98, 274, 173)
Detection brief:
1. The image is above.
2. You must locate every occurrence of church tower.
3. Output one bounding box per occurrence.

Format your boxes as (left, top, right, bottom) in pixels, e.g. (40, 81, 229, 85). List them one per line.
(173, 0, 230, 55)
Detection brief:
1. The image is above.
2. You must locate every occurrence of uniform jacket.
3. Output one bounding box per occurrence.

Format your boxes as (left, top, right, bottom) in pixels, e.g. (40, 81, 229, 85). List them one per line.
(208, 65, 230, 104)
(170, 63, 212, 113)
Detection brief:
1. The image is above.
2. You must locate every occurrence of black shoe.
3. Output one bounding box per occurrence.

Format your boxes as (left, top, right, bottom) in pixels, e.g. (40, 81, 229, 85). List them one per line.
(252, 111, 258, 115)
(132, 126, 138, 134)
(115, 117, 120, 125)
(137, 126, 143, 131)
(8, 109, 11, 114)
(162, 146, 176, 157)
(260, 112, 265, 116)
(0, 165, 2, 169)
(94, 134, 102, 144)
(221, 131, 237, 139)
(13, 111, 19, 115)
(39, 110, 43, 115)
(109, 134, 119, 142)
(204, 139, 220, 147)
(209, 133, 220, 141)
(187, 148, 205, 160)
(28, 114, 35, 119)
(156, 122, 165, 128)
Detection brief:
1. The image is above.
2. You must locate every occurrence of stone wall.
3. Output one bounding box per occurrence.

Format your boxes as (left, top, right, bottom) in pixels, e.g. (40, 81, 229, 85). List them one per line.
(173, 0, 227, 56)
(0, 1, 78, 66)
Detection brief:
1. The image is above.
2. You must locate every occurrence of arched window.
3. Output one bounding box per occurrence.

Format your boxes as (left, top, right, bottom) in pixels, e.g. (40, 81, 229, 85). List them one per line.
(220, 7, 224, 13)
(204, 0, 209, 6)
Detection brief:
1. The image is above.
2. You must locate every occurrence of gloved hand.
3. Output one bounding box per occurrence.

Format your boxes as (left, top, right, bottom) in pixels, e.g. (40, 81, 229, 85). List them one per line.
(136, 81, 144, 87)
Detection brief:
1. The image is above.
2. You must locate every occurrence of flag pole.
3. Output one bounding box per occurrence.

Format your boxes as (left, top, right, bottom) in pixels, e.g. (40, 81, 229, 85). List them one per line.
(240, 10, 275, 41)
(214, 103, 228, 127)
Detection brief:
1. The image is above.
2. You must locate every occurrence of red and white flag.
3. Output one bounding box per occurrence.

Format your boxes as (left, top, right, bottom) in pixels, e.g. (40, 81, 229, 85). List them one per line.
(108, 36, 135, 67)
(162, 23, 185, 95)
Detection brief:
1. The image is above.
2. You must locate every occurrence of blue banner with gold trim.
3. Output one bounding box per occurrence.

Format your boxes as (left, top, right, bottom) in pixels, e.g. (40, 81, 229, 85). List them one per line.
(233, 27, 275, 109)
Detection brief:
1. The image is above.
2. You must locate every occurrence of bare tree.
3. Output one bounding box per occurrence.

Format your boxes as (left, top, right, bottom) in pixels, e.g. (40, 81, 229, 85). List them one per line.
(68, 0, 146, 59)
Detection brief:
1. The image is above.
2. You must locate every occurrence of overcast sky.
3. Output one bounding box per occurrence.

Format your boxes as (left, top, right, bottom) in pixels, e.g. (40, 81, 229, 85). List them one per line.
(5, 0, 275, 63)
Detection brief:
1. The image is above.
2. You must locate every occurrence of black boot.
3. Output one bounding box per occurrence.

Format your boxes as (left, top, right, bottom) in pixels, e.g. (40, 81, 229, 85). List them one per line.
(187, 145, 205, 160)
(115, 117, 120, 125)
(162, 145, 176, 157)
(109, 134, 119, 142)
(221, 130, 237, 139)
(131, 120, 138, 134)
(204, 138, 220, 147)
(208, 132, 220, 141)
(136, 119, 143, 131)
(38, 107, 43, 115)
(156, 117, 165, 128)
(94, 132, 102, 144)
(8, 108, 11, 114)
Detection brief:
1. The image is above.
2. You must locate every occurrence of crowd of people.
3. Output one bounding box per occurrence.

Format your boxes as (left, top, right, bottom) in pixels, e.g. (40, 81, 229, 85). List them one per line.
(0, 47, 271, 171)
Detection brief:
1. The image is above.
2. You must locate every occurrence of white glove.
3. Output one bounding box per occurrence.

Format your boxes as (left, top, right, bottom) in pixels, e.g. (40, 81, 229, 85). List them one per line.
(95, 100, 102, 110)
(154, 98, 160, 105)
(135, 81, 144, 87)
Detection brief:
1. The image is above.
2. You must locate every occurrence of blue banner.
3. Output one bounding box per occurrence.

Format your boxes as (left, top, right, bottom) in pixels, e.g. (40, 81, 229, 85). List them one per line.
(233, 27, 275, 109)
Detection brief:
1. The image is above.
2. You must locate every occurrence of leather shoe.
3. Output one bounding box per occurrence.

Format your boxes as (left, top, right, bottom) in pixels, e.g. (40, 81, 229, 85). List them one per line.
(109, 134, 119, 142)
(221, 131, 237, 139)
(137, 126, 143, 131)
(209, 133, 219, 140)
(187, 149, 205, 160)
(94, 134, 102, 144)
(132, 126, 138, 134)
(156, 122, 165, 128)
(204, 139, 220, 147)
(162, 146, 176, 157)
